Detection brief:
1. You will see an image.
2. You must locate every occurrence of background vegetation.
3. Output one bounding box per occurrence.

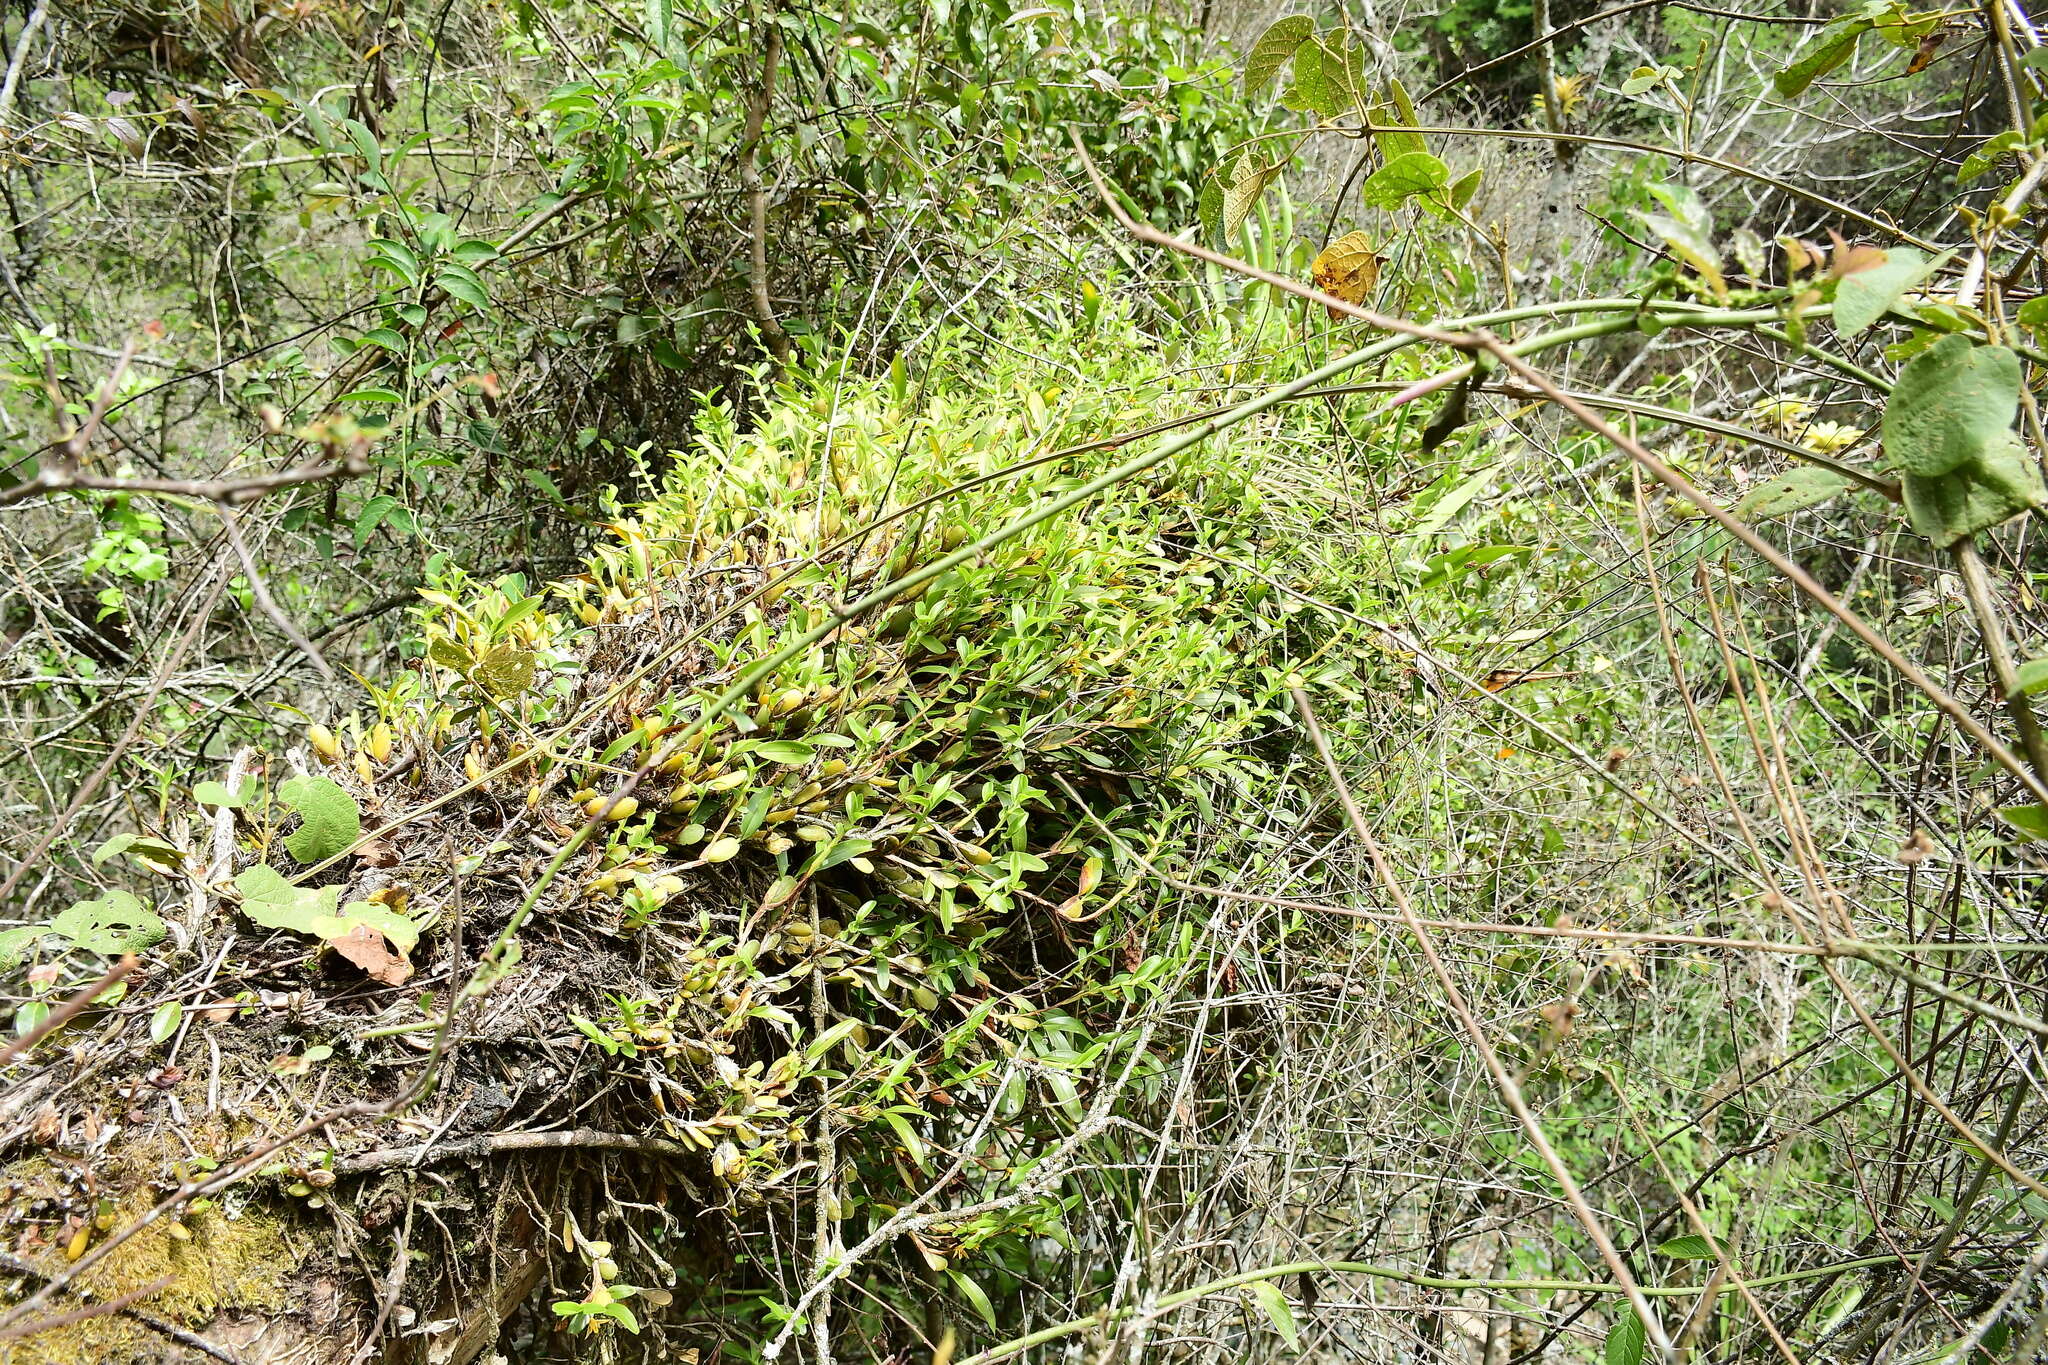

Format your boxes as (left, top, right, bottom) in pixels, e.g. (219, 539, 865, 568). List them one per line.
(1, 1, 2046, 1363)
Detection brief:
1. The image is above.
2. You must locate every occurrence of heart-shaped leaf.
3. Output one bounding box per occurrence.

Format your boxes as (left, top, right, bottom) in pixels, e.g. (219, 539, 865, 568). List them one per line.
(235, 864, 340, 934)
(279, 775, 361, 864)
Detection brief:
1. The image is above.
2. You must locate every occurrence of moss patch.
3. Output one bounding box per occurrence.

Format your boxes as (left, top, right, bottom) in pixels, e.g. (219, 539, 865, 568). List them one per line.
(2, 1161, 294, 1365)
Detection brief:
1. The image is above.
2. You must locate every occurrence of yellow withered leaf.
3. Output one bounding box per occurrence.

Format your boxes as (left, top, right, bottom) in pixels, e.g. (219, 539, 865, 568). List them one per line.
(1309, 231, 1382, 317)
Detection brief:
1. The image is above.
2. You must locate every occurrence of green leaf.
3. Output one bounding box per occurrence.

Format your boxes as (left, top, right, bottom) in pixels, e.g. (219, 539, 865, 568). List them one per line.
(234, 864, 341, 935)
(809, 837, 876, 875)
(1774, 15, 1875, 97)
(354, 493, 398, 550)
(279, 775, 362, 863)
(1657, 1234, 1718, 1259)
(1884, 336, 2048, 544)
(2015, 658, 2048, 695)
(91, 832, 184, 875)
(1449, 167, 1483, 211)
(1197, 178, 1224, 246)
(1605, 1308, 1646, 1365)
(1621, 66, 1665, 95)
(805, 1018, 862, 1058)
(1280, 39, 1329, 114)
(435, 264, 492, 311)
(948, 1270, 999, 1330)
(357, 327, 408, 353)
(1833, 248, 1936, 336)
(49, 890, 167, 957)
(754, 740, 816, 764)
(1959, 129, 2023, 184)
(1999, 804, 2048, 840)
(1901, 440, 2048, 546)
(1243, 15, 1314, 96)
(1374, 78, 1428, 161)
(1360, 151, 1449, 209)
(365, 238, 420, 287)
(1249, 1279, 1301, 1348)
(1313, 34, 1366, 116)
(1637, 184, 1724, 297)
(1887, 337, 2022, 476)
(1735, 467, 1854, 519)
(344, 118, 383, 169)
(1408, 462, 1499, 538)
(880, 1110, 929, 1171)
(2018, 295, 2048, 332)
(194, 779, 251, 808)
(149, 1000, 183, 1045)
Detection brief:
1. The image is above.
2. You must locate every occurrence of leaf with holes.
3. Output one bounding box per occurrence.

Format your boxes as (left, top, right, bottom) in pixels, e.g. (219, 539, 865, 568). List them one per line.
(279, 775, 361, 863)
(48, 890, 166, 957)
(1310, 231, 1382, 317)
(312, 900, 422, 954)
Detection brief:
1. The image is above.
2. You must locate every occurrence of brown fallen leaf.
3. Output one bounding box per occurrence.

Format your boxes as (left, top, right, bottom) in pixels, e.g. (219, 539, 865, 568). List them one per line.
(1310, 230, 1383, 318)
(31, 1101, 61, 1146)
(329, 923, 413, 985)
(355, 838, 399, 868)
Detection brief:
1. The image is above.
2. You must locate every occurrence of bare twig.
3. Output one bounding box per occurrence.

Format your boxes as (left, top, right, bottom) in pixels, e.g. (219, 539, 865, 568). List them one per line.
(739, 6, 792, 364)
